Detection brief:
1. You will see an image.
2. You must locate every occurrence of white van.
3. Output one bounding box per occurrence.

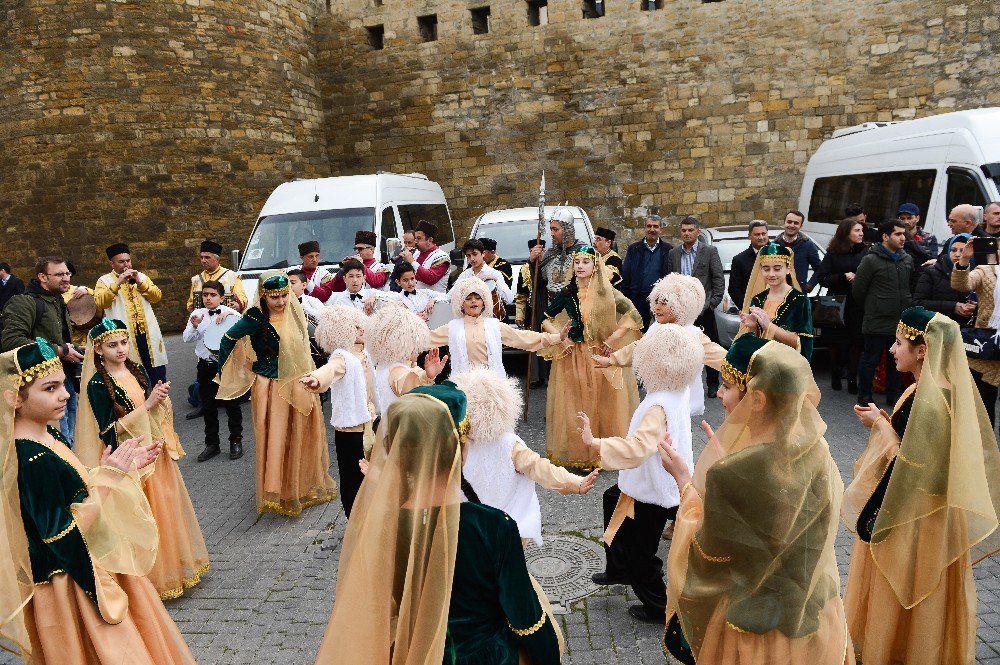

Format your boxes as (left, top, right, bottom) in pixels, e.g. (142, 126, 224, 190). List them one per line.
(236, 173, 456, 303)
(799, 108, 1000, 248)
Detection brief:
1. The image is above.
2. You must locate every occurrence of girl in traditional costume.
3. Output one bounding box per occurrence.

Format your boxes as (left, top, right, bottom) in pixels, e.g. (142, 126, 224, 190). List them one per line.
(315, 384, 562, 664)
(0, 339, 195, 664)
(579, 324, 704, 623)
(431, 276, 568, 377)
(737, 242, 814, 360)
(76, 318, 209, 599)
(450, 366, 597, 546)
(843, 306, 1000, 665)
(364, 303, 447, 417)
(541, 245, 642, 469)
(216, 270, 337, 517)
(299, 305, 376, 518)
(658, 334, 851, 664)
(596, 273, 725, 417)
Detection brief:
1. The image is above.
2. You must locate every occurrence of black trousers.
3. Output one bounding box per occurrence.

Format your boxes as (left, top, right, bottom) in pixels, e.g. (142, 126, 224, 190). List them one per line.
(972, 369, 999, 430)
(857, 333, 902, 407)
(695, 310, 720, 390)
(334, 430, 366, 518)
(197, 359, 243, 446)
(602, 484, 676, 616)
(136, 332, 167, 386)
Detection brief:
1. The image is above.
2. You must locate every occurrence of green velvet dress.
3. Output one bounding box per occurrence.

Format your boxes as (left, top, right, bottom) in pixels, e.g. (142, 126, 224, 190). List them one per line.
(16, 427, 97, 602)
(445, 502, 561, 664)
(86, 368, 150, 449)
(217, 306, 279, 378)
(749, 288, 814, 361)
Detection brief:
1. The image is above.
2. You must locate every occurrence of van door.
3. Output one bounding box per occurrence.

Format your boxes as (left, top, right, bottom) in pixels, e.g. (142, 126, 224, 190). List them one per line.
(378, 206, 399, 264)
(945, 166, 990, 216)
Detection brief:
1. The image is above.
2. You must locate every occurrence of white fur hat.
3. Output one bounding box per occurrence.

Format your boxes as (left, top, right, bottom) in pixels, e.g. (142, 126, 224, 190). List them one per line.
(314, 305, 365, 355)
(450, 367, 522, 444)
(449, 277, 494, 318)
(365, 304, 431, 365)
(633, 323, 704, 392)
(648, 273, 705, 326)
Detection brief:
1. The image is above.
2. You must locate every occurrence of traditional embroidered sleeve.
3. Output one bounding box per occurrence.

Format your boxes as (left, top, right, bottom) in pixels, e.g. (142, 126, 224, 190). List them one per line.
(495, 514, 561, 663)
(608, 341, 636, 367)
(511, 442, 583, 495)
(217, 309, 262, 374)
(230, 276, 249, 310)
(186, 278, 197, 312)
(87, 378, 120, 449)
(499, 322, 560, 351)
(308, 355, 347, 392)
(593, 406, 665, 471)
(364, 263, 389, 289)
(137, 275, 162, 304)
(429, 324, 449, 348)
(414, 258, 450, 286)
(93, 278, 118, 309)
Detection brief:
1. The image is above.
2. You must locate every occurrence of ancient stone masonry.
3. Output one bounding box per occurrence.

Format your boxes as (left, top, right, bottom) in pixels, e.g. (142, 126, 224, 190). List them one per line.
(317, 0, 998, 241)
(1, 0, 997, 327)
(0, 0, 330, 328)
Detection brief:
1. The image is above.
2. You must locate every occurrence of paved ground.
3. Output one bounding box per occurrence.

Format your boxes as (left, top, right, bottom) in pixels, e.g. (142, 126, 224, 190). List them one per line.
(5, 335, 1000, 664)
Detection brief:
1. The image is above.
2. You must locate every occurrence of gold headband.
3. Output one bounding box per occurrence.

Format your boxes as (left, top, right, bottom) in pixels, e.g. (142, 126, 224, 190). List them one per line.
(759, 254, 792, 264)
(720, 359, 748, 392)
(91, 328, 129, 346)
(18, 356, 62, 387)
(897, 321, 923, 341)
(262, 285, 290, 296)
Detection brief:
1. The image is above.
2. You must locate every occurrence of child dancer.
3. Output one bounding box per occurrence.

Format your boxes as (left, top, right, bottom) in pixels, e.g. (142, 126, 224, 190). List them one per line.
(432, 277, 568, 377)
(578, 323, 703, 623)
(451, 367, 598, 546)
(299, 305, 376, 518)
(595, 273, 725, 416)
(75, 318, 209, 600)
(1, 339, 196, 664)
(182, 280, 243, 462)
(217, 270, 338, 517)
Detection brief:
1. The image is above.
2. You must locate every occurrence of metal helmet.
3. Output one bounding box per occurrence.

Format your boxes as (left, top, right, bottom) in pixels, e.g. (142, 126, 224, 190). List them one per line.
(549, 207, 577, 247)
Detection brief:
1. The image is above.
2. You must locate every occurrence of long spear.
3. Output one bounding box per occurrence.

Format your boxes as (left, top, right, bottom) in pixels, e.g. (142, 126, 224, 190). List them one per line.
(523, 172, 545, 422)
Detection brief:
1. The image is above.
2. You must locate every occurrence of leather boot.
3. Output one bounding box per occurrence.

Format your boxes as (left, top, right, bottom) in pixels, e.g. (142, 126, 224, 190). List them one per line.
(229, 438, 244, 460)
(197, 444, 220, 462)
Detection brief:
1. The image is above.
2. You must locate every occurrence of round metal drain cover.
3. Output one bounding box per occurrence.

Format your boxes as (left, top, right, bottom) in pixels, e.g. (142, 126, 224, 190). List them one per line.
(524, 534, 604, 605)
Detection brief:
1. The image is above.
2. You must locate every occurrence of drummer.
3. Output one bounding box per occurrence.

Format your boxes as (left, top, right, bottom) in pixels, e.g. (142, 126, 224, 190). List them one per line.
(182, 280, 244, 462)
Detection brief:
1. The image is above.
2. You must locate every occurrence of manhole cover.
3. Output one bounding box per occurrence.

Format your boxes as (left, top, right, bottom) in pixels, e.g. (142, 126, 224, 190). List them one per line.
(524, 534, 604, 605)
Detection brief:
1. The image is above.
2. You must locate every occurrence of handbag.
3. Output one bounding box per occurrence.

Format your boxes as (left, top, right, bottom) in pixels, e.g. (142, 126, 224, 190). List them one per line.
(961, 326, 1000, 360)
(812, 294, 846, 328)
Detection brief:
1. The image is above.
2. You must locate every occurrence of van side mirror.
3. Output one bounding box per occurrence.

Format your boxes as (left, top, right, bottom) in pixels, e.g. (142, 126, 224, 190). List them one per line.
(449, 248, 465, 265)
(231, 249, 241, 270)
(385, 237, 403, 262)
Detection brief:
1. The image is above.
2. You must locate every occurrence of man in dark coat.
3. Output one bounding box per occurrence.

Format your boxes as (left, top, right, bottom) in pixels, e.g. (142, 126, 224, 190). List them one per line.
(728, 221, 769, 310)
(621, 215, 673, 328)
(593, 227, 624, 290)
(0, 262, 25, 311)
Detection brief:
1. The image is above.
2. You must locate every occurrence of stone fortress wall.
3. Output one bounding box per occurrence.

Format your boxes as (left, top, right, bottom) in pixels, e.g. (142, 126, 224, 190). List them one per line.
(1, 0, 997, 327)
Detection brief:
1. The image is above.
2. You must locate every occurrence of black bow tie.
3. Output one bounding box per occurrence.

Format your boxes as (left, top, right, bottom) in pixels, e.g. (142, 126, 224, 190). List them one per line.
(403, 291, 415, 297)
(207, 309, 221, 316)
(350, 293, 362, 301)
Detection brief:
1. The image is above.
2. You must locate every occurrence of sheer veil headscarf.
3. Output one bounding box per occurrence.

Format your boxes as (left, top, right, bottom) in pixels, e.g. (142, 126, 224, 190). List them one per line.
(736, 244, 804, 339)
(666, 341, 847, 660)
(843, 313, 1000, 608)
(316, 392, 463, 664)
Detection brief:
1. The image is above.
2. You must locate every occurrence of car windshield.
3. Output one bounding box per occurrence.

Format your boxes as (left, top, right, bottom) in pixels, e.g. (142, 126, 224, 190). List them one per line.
(241, 208, 375, 270)
(475, 218, 592, 262)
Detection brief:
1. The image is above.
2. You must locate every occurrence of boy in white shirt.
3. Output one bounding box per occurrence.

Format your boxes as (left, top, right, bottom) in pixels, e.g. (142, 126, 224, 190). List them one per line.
(453, 239, 513, 310)
(287, 268, 325, 322)
(327, 259, 376, 314)
(382, 263, 441, 321)
(182, 280, 244, 462)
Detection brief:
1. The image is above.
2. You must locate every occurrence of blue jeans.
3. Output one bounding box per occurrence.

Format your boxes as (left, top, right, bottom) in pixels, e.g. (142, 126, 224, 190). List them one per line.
(59, 374, 78, 448)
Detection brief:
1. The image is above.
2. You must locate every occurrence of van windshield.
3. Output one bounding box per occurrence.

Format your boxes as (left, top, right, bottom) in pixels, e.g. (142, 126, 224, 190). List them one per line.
(474, 218, 591, 262)
(242, 208, 375, 270)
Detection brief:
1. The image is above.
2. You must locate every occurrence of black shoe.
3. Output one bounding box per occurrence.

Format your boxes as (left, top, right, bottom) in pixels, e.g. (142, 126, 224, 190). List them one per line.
(186, 407, 204, 421)
(197, 445, 220, 462)
(591, 572, 628, 586)
(831, 375, 843, 391)
(847, 378, 858, 394)
(706, 386, 718, 399)
(229, 439, 244, 460)
(627, 604, 666, 623)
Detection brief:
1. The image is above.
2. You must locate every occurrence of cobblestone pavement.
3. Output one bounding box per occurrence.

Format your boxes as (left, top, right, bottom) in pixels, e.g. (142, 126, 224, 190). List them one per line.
(5, 336, 1000, 664)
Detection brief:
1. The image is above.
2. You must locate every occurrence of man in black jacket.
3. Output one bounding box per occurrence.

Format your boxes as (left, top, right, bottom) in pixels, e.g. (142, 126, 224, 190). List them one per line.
(621, 215, 673, 327)
(0, 262, 25, 311)
(728, 221, 769, 310)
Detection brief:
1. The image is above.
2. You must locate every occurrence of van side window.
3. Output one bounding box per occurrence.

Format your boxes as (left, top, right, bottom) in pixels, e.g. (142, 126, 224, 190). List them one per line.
(398, 204, 455, 245)
(379, 207, 397, 263)
(945, 167, 988, 214)
(808, 170, 936, 225)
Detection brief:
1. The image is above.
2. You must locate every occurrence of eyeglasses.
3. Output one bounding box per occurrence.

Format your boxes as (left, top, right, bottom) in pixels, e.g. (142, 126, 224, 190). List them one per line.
(46, 272, 72, 278)
(353, 246, 370, 251)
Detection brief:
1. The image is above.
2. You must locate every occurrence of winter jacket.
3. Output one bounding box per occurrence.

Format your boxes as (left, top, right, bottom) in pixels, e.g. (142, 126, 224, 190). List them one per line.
(852, 244, 913, 335)
(913, 259, 973, 324)
(621, 239, 673, 301)
(817, 243, 867, 336)
(1, 279, 73, 352)
(776, 233, 822, 291)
